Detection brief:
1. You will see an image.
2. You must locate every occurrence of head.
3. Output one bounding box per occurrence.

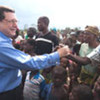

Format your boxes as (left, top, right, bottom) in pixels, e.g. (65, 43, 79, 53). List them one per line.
(93, 76, 100, 96)
(27, 27, 37, 38)
(0, 5, 18, 38)
(51, 28, 57, 34)
(52, 66, 67, 87)
(13, 43, 20, 50)
(23, 39, 35, 54)
(84, 25, 99, 44)
(60, 57, 70, 69)
(50, 87, 69, 100)
(69, 63, 80, 83)
(64, 38, 74, 49)
(37, 16, 49, 33)
(77, 31, 85, 43)
(70, 31, 77, 43)
(69, 84, 93, 100)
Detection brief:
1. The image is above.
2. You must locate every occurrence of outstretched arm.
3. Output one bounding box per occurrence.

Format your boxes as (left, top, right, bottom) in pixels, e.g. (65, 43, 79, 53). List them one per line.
(66, 53, 91, 65)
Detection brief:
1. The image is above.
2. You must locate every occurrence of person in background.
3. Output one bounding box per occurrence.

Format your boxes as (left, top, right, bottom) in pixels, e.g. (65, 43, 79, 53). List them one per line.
(35, 16, 60, 86)
(35, 16, 59, 55)
(21, 39, 36, 89)
(69, 84, 94, 100)
(51, 27, 57, 35)
(93, 76, 100, 100)
(27, 27, 37, 39)
(0, 5, 70, 100)
(22, 39, 45, 100)
(12, 28, 23, 43)
(12, 28, 21, 49)
(67, 26, 100, 87)
(78, 26, 100, 87)
(41, 66, 54, 84)
(72, 30, 85, 55)
(41, 66, 69, 100)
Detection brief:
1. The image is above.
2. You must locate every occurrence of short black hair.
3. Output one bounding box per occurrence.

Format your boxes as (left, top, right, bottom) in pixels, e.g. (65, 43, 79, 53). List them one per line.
(52, 66, 67, 78)
(38, 16, 49, 26)
(27, 39, 36, 46)
(27, 27, 37, 34)
(71, 84, 94, 100)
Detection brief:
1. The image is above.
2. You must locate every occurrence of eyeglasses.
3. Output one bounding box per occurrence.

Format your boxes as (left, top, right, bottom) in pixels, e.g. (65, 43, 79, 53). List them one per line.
(3, 19, 19, 24)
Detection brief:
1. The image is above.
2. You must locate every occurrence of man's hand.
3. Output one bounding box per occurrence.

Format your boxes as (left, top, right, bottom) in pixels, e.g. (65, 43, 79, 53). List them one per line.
(57, 46, 70, 58)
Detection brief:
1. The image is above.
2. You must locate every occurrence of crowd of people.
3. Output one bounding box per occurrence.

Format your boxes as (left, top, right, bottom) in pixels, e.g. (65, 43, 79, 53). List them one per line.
(1, 5, 100, 100)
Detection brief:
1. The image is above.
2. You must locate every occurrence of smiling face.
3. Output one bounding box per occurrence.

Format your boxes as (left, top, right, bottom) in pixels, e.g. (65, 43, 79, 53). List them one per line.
(84, 31, 96, 44)
(0, 12, 18, 38)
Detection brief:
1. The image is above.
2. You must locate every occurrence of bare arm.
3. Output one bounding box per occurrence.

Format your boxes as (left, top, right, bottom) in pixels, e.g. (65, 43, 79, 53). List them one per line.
(66, 53, 91, 65)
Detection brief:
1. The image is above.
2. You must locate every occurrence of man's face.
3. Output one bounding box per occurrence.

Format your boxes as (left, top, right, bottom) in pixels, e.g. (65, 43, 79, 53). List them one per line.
(0, 12, 18, 38)
(84, 31, 95, 43)
(37, 19, 47, 32)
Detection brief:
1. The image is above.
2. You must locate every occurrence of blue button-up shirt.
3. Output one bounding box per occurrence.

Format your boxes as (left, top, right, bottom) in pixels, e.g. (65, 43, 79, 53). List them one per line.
(0, 32, 60, 93)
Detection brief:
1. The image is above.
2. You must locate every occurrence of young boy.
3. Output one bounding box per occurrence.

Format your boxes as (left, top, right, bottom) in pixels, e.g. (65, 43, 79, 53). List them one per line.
(22, 39, 46, 100)
(41, 66, 69, 100)
(69, 84, 94, 100)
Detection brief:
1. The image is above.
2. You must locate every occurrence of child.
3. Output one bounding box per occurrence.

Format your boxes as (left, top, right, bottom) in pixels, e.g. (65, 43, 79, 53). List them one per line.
(41, 66, 54, 84)
(21, 39, 36, 88)
(41, 66, 69, 100)
(22, 39, 46, 100)
(69, 84, 94, 100)
(23, 70, 45, 100)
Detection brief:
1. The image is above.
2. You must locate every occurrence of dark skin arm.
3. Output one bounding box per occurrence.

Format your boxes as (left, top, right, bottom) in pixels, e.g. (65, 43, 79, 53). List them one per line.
(66, 53, 91, 65)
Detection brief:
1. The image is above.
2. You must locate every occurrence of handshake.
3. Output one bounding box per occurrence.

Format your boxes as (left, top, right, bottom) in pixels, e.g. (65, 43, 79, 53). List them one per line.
(57, 45, 71, 58)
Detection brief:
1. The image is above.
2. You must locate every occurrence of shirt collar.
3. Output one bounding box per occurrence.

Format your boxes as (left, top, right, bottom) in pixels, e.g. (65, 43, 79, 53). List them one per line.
(0, 32, 12, 42)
